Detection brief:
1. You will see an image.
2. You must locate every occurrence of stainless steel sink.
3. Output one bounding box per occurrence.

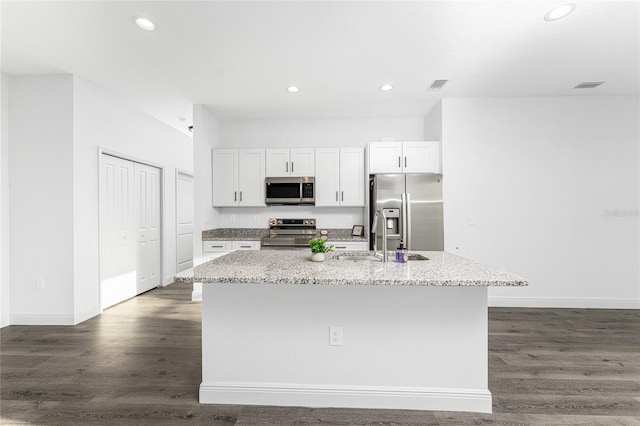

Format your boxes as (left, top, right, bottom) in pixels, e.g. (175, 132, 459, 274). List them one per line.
(335, 253, 429, 261)
(407, 253, 429, 261)
(336, 255, 381, 261)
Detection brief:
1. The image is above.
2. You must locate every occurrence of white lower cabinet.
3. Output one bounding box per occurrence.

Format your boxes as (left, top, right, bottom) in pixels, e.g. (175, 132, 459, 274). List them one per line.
(329, 241, 369, 251)
(202, 240, 260, 262)
(202, 241, 233, 262)
(232, 241, 261, 251)
(195, 240, 261, 301)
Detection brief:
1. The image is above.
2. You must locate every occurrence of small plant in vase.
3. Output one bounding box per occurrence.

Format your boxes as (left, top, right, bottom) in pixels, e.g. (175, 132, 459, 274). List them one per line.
(309, 238, 334, 262)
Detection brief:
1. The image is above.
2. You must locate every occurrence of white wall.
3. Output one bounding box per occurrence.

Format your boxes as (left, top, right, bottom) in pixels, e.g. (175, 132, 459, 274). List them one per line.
(8, 75, 76, 324)
(423, 101, 442, 142)
(193, 105, 222, 265)
(73, 76, 192, 321)
(220, 118, 424, 148)
(1, 73, 10, 327)
(442, 96, 640, 309)
(213, 117, 424, 228)
(6, 74, 192, 325)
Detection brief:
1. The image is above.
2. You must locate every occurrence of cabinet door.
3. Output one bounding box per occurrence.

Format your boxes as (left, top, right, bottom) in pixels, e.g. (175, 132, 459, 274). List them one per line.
(340, 147, 365, 206)
(290, 148, 315, 176)
(238, 149, 266, 206)
(231, 241, 261, 250)
(402, 141, 441, 173)
(369, 142, 402, 173)
(315, 148, 340, 206)
(265, 149, 290, 177)
(212, 149, 238, 206)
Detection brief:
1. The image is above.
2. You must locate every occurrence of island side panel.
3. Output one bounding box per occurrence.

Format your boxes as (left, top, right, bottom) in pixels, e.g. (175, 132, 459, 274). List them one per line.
(200, 282, 491, 413)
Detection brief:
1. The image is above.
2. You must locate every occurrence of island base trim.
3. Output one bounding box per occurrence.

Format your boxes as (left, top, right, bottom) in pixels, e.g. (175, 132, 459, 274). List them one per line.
(199, 381, 492, 413)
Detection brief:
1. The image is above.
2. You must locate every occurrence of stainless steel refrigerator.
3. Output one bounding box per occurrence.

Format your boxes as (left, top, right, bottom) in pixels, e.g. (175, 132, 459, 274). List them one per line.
(370, 174, 444, 251)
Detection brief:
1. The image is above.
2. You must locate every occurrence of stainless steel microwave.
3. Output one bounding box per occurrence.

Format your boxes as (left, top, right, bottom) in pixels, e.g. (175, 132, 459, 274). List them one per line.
(265, 177, 315, 205)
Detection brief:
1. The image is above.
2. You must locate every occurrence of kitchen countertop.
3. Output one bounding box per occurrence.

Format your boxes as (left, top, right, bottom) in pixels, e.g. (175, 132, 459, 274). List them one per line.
(186, 250, 527, 287)
(202, 228, 367, 242)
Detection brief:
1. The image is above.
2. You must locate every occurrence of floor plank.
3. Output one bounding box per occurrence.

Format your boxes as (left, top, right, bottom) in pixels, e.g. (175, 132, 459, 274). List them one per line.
(1, 282, 639, 425)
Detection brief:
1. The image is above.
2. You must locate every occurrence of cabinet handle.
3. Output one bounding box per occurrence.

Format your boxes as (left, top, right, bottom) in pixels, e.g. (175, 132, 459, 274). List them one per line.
(341, 191, 344, 201)
(239, 191, 243, 202)
(291, 162, 294, 173)
(335, 246, 347, 249)
(398, 156, 401, 168)
(335, 191, 338, 202)
(239, 245, 251, 248)
(404, 156, 407, 168)
(234, 191, 237, 202)
(210, 245, 224, 248)
(286, 162, 288, 173)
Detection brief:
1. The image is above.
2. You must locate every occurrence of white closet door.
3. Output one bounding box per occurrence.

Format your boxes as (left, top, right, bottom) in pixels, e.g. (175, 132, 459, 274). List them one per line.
(100, 155, 136, 310)
(135, 163, 162, 294)
(176, 170, 194, 273)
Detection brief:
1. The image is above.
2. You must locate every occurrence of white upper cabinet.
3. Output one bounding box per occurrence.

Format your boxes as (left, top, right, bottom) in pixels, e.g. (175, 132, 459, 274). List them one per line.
(315, 147, 365, 207)
(212, 149, 238, 207)
(339, 147, 365, 206)
(315, 148, 340, 206)
(266, 148, 315, 177)
(290, 149, 315, 176)
(212, 148, 265, 207)
(237, 149, 266, 206)
(369, 141, 441, 174)
(368, 142, 403, 173)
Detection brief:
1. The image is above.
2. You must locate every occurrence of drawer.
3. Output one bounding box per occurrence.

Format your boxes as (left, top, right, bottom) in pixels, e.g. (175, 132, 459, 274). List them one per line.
(232, 241, 261, 250)
(329, 241, 369, 251)
(203, 241, 233, 252)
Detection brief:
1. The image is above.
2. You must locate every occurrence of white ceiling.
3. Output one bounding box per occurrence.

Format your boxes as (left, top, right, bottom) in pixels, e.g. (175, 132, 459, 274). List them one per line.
(2, 1, 638, 136)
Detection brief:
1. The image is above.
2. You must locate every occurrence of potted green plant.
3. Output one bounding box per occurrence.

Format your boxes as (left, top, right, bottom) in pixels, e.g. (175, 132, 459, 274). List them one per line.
(309, 238, 334, 262)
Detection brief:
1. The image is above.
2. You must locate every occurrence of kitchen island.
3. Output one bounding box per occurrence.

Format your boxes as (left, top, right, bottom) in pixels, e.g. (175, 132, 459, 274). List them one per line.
(193, 250, 527, 413)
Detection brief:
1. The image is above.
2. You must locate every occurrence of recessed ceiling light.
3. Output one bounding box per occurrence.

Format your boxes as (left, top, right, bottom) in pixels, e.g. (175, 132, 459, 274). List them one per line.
(544, 3, 576, 21)
(287, 86, 300, 93)
(379, 84, 394, 92)
(133, 16, 157, 31)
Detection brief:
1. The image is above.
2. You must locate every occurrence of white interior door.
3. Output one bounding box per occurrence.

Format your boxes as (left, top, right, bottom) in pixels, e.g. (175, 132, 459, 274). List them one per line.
(100, 155, 136, 310)
(135, 163, 162, 294)
(176, 170, 194, 273)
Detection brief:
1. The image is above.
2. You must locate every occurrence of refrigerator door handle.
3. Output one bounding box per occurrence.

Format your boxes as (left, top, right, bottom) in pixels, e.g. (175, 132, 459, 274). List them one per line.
(401, 193, 407, 248)
(405, 192, 412, 250)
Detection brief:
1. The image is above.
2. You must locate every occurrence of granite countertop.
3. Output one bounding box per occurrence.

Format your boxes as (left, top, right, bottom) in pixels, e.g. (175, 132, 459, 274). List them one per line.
(202, 228, 367, 242)
(188, 250, 528, 287)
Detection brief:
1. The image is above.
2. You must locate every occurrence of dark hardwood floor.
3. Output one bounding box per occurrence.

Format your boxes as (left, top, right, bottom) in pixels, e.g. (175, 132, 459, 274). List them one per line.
(1, 282, 639, 425)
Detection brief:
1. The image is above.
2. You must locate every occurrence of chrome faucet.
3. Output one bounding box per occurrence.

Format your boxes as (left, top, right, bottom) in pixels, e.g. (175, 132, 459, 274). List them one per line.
(371, 208, 388, 262)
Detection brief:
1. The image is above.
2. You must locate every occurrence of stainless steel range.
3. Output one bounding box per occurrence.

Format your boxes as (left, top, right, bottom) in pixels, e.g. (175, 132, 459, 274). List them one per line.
(260, 218, 316, 250)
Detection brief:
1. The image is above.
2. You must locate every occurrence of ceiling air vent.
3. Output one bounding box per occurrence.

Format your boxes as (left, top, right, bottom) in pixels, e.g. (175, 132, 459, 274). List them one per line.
(428, 79, 449, 91)
(574, 81, 604, 89)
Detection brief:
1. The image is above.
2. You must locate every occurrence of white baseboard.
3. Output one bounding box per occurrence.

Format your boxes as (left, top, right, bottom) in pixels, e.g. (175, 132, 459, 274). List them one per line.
(192, 282, 202, 301)
(199, 382, 492, 413)
(10, 312, 75, 325)
(163, 276, 173, 286)
(489, 296, 640, 309)
(74, 304, 100, 325)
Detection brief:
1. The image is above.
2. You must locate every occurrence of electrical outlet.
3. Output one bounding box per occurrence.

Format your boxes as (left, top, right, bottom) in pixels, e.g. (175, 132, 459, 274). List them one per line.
(346, 215, 352, 223)
(230, 215, 236, 223)
(36, 278, 45, 290)
(468, 215, 477, 226)
(254, 215, 260, 223)
(329, 326, 343, 346)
